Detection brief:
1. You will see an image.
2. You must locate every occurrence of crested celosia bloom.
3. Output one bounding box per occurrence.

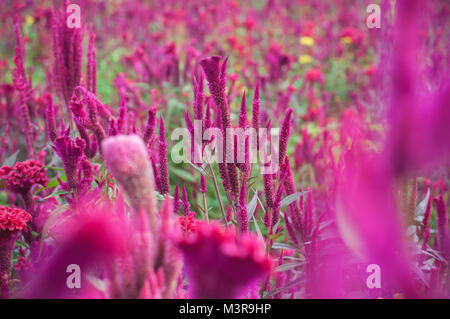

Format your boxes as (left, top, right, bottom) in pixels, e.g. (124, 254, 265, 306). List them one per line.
(177, 223, 271, 298)
(0, 206, 32, 298)
(53, 133, 86, 191)
(0, 160, 48, 210)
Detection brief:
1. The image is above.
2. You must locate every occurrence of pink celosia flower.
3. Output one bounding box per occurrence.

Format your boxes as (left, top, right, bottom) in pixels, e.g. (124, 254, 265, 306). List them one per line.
(102, 135, 157, 229)
(0, 206, 32, 298)
(237, 179, 249, 233)
(278, 108, 293, 166)
(200, 174, 207, 194)
(177, 223, 271, 298)
(158, 115, 170, 195)
(0, 160, 48, 210)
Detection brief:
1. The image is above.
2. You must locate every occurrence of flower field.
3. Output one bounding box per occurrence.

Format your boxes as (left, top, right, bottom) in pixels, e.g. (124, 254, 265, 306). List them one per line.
(0, 0, 449, 299)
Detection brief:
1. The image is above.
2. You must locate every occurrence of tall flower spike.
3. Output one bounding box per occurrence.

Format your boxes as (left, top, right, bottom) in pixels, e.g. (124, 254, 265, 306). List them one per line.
(86, 26, 97, 95)
(434, 196, 449, 258)
(263, 170, 274, 209)
(238, 91, 247, 129)
(181, 183, 190, 216)
(51, 1, 83, 107)
(117, 96, 127, 134)
(279, 108, 293, 166)
(272, 185, 284, 226)
(101, 135, 158, 230)
(193, 73, 204, 121)
(173, 183, 180, 214)
(200, 56, 239, 199)
(151, 157, 162, 194)
(252, 81, 260, 150)
(200, 174, 207, 194)
(143, 107, 157, 146)
(237, 179, 249, 233)
(45, 95, 58, 142)
(159, 115, 170, 195)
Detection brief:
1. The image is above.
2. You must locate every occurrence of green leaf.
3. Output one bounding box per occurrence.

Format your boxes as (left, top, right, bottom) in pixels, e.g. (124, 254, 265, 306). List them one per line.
(247, 190, 258, 219)
(280, 190, 310, 208)
(171, 167, 197, 182)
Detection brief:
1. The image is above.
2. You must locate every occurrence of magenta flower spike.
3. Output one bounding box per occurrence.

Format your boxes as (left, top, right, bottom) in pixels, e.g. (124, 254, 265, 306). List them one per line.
(51, 1, 83, 107)
(278, 108, 293, 166)
(434, 196, 449, 258)
(272, 185, 284, 226)
(200, 174, 207, 194)
(86, 26, 97, 95)
(143, 107, 157, 146)
(238, 91, 247, 129)
(45, 95, 58, 142)
(193, 73, 205, 121)
(159, 115, 170, 195)
(117, 96, 127, 134)
(237, 179, 249, 233)
(252, 81, 260, 150)
(151, 157, 162, 194)
(177, 223, 271, 298)
(173, 183, 180, 214)
(181, 183, 190, 216)
(263, 171, 274, 209)
(200, 56, 239, 199)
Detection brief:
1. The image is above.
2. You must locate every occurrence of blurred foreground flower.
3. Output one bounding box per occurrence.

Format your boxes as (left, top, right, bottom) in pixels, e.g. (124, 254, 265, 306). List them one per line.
(177, 223, 271, 298)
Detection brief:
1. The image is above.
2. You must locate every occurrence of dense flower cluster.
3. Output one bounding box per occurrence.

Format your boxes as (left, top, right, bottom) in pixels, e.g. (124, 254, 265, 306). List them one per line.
(0, 206, 32, 231)
(0, 160, 48, 195)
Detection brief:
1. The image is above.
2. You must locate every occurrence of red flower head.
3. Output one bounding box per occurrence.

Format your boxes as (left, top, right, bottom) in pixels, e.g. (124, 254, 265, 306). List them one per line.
(0, 160, 48, 197)
(178, 223, 272, 298)
(0, 206, 32, 232)
(305, 68, 324, 84)
(0, 206, 32, 297)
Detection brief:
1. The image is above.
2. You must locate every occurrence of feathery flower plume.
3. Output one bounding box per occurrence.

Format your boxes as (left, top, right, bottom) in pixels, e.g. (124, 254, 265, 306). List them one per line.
(252, 81, 260, 150)
(13, 16, 35, 156)
(143, 107, 157, 146)
(272, 185, 284, 226)
(237, 179, 249, 233)
(238, 91, 247, 129)
(86, 26, 97, 95)
(279, 108, 293, 166)
(181, 183, 190, 216)
(173, 183, 180, 214)
(434, 196, 449, 258)
(177, 223, 271, 298)
(117, 96, 127, 134)
(263, 171, 274, 208)
(45, 95, 58, 142)
(193, 74, 204, 121)
(51, 0, 83, 107)
(159, 116, 170, 195)
(101, 135, 157, 229)
(200, 56, 239, 199)
(200, 174, 207, 194)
